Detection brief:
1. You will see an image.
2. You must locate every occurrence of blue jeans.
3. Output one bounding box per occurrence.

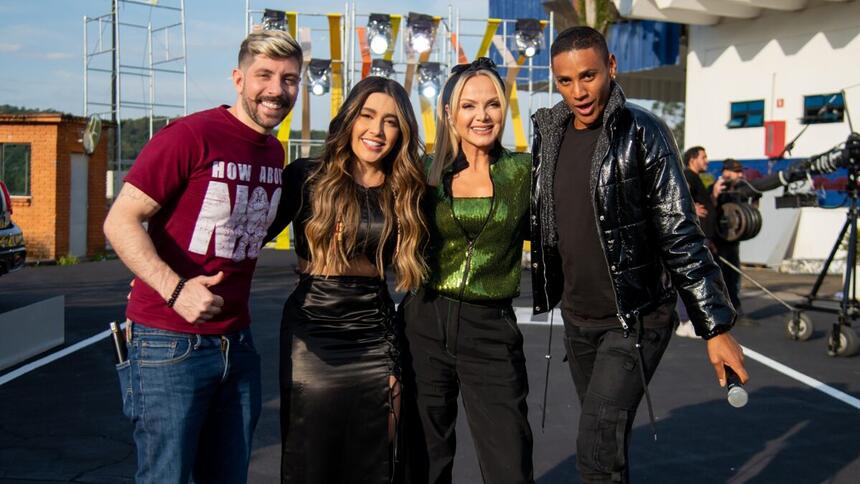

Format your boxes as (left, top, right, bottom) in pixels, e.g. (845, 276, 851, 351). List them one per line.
(115, 322, 262, 484)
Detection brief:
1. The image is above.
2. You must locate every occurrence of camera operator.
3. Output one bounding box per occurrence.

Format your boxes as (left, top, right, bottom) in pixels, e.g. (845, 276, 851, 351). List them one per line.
(676, 147, 718, 337)
(683, 146, 717, 239)
(712, 158, 754, 325)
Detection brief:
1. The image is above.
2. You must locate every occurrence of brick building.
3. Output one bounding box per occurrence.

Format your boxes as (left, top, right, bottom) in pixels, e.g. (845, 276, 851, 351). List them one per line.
(0, 113, 108, 261)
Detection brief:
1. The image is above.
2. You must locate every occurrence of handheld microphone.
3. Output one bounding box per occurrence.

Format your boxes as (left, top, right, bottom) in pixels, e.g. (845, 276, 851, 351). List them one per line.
(725, 366, 748, 408)
(110, 321, 128, 364)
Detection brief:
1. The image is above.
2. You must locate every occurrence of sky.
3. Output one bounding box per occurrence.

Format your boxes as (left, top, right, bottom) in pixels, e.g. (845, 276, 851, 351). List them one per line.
(0, 1, 526, 123)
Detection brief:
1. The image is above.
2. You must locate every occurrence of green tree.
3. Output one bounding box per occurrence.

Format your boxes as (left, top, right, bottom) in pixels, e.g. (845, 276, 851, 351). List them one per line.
(574, 0, 618, 34)
(0, 105, 64, 114)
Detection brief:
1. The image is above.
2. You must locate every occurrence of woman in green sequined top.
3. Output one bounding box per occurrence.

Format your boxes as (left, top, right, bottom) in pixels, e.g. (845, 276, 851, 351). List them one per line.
(401, 58, 534, 484)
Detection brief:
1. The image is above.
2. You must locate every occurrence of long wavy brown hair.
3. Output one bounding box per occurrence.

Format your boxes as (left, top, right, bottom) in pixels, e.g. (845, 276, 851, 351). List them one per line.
(304, 76, 427, 290)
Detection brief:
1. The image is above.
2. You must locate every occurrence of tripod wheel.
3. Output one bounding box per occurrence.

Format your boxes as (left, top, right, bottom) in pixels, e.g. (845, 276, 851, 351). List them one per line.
(785, 313, 813, 341)
(827, 326, 859, 357)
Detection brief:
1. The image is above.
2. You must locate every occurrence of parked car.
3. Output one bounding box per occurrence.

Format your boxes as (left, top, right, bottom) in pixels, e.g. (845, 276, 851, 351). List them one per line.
(0, 181, 26, 276)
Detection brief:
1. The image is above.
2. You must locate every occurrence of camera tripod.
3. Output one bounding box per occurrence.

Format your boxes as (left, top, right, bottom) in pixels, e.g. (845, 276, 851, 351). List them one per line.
(792, 170, 860, 356)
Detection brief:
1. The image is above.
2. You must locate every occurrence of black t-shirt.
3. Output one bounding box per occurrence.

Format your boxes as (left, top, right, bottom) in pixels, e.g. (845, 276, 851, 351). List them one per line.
(684, 168, 716, 239)
(554, 122, 619, 328)
(554, 122, 676, 329)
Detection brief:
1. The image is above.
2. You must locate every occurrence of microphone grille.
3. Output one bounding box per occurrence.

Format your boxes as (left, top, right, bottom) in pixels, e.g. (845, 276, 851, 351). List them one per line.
(727, 386, 749, 408)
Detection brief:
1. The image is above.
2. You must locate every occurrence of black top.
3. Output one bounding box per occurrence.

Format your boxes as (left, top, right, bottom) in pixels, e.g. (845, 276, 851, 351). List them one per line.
(265, 158, 396, 267)
(554, 122, 675, 329)
(684, 168, 716, 239)
(554, 122, 619, 328)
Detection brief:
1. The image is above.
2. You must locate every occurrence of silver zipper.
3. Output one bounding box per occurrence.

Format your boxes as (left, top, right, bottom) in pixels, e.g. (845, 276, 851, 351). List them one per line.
(590, 123, 628, 333)
(457, 239, 475, 301)
(535, 129, 552, 313)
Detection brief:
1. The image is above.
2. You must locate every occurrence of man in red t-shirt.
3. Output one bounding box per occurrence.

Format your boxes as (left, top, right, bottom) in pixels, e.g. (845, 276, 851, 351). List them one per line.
(103, 29, 301, 483)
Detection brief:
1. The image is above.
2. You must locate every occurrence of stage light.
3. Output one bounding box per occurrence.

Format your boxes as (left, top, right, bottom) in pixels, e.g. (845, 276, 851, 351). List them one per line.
(371, 59, 395, 78)
(417, 62, 442, 100)
(307, 59, 332, 96)
(406, 13, 434, 56)
(514, 18, 543, 58)
(261, 9, 287, 32)
(368, 14, 392, 56)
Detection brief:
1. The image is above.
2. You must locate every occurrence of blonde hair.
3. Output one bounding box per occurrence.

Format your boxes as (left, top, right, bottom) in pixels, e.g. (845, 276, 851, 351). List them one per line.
(428, 70, 508, 186)
(304, 77, 428, 291)
(238, 30, 303, 68)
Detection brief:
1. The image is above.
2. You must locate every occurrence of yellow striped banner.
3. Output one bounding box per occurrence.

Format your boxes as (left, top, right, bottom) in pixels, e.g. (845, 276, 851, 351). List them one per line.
(328, 14, 343, 119)
(475, 19, 501, 59)
(383, 15, 401, 62)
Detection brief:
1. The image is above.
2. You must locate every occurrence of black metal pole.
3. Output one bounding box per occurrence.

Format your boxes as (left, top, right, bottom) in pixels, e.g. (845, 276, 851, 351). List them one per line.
(832, 173, 859, 355)
(807, 216, 851, 301)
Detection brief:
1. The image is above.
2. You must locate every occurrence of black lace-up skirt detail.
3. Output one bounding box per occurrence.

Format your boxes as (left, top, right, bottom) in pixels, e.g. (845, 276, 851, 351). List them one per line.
(280, 274, 400, 484)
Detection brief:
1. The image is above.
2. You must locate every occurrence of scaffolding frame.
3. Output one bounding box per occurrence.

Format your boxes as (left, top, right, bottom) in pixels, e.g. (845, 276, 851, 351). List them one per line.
(84, 0, 188, 170)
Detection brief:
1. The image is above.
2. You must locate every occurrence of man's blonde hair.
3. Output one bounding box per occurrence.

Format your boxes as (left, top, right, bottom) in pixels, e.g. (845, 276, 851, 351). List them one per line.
(238, 30, 302, 68)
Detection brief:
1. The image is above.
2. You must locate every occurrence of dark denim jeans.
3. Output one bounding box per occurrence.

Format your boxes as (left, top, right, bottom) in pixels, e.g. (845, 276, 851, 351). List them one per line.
(115, 322, 262, 484)
(563, 324, 672, 484)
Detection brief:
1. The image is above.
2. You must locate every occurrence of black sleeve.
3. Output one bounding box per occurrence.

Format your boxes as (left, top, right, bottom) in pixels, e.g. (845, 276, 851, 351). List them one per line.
(264, 158, 309, 245)
(640, 116, 735, 338)
(683, 169, 697, 192)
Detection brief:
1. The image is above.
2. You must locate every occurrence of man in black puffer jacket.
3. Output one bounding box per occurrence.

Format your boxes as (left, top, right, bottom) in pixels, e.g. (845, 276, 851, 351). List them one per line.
(530, 26, 749, 483)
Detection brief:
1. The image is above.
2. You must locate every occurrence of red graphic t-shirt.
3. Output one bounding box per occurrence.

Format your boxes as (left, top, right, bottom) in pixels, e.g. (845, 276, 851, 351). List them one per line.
(124, 106, 284, 334)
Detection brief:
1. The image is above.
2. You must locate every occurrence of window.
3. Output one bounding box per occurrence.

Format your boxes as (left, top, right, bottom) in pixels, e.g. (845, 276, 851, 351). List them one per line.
(802, 93, 844, 124)
(727, 100, 765, 129)
(0, 144, 31, 196)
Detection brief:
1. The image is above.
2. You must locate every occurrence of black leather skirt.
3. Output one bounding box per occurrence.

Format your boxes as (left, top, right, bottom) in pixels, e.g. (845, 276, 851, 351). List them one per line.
(280, 274, 399, 484)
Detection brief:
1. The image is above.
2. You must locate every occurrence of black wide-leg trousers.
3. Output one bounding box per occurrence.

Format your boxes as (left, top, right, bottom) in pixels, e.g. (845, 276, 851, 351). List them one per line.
(401, 289, 534, 484)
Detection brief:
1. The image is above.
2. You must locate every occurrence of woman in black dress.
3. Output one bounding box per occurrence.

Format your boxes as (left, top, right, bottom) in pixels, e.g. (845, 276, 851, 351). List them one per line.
(265, 76, 427, 483)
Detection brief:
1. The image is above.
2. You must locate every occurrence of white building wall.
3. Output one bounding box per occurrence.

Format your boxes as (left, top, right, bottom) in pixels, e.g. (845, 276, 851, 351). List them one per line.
(684, 0, 860, 159)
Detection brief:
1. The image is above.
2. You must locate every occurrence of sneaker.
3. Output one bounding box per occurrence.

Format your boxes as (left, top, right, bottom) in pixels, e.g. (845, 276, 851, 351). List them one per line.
(675, 320, 699, 339)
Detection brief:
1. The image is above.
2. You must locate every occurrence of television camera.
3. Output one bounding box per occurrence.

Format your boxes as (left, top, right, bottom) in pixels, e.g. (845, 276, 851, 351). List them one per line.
(714, 132, 860, 356)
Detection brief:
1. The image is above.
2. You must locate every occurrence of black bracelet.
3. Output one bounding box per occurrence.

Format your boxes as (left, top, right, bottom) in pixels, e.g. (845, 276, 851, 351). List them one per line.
(166, 278, 187, 308)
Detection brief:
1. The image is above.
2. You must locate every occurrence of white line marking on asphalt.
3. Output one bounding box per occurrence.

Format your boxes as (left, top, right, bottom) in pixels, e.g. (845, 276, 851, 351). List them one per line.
(514, 307, 560, 324)
(511, 308, 860, 411)
(0, 322, 125, 387)
(740, 345, 860, 411)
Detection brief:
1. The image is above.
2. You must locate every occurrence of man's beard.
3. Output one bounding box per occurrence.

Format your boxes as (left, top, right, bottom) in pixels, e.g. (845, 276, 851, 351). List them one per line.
(242, 93, 292, 130)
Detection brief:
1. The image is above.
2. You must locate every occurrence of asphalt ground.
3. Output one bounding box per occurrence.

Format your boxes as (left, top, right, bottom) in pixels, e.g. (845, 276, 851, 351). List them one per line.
(1, 249, 859, 483)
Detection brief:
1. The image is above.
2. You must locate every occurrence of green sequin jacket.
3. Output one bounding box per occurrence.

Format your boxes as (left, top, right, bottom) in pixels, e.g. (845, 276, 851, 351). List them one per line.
(423, 149, 532, 302)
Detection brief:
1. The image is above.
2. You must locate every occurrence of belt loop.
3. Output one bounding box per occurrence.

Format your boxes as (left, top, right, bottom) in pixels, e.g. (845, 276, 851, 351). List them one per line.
(125, 319, 133, 343)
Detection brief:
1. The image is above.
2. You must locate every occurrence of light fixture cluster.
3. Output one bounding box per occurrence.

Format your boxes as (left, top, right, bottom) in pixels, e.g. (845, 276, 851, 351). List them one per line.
(405, 13, 434, 56)
(367, 13, 392, 56)
(261, 9, 287, 32)
(514, 18, 543, 58)
(307, 59, 332, 96)
(416, 62, 442, 100)
(371, 59, 395, 78)
(264, 8, 542, 102)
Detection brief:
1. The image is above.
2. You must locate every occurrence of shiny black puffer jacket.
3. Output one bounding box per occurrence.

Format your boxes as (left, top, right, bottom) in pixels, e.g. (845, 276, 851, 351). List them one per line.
(529, 83, 735, 339)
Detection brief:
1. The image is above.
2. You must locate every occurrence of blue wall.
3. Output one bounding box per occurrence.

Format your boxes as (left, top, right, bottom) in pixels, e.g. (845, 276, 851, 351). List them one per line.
(608, 20, 681, 73)
(488, 0, 551, 86)
(486, 1, 682, 86)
